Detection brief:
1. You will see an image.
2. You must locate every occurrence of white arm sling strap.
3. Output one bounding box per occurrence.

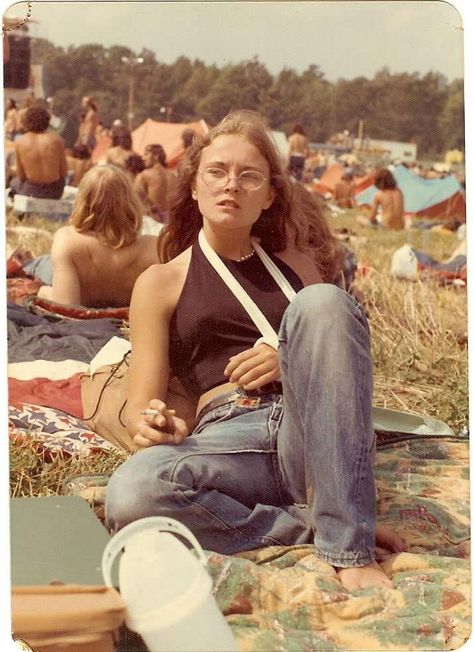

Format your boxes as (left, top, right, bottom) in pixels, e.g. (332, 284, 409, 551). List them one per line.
(198, 229, 297, 349)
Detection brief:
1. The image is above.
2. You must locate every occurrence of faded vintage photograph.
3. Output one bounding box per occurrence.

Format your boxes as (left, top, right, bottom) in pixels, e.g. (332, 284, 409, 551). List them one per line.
(3, 1, 469, 650)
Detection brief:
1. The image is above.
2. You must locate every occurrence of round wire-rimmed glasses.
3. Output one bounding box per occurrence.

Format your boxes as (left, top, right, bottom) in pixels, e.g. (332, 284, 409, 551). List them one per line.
(199, 167, 269, 191)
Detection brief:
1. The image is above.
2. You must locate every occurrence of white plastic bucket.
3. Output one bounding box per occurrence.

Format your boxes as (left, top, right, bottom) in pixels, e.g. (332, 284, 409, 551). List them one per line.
(101, 517, 238, 652)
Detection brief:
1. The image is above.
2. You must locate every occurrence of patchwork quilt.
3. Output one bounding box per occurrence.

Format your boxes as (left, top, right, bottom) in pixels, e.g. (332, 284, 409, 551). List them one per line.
(207, 436, 470, 651)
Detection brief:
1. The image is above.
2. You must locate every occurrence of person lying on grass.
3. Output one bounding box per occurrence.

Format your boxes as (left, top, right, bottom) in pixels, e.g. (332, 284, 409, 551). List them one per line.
(38, 164, 159, 308)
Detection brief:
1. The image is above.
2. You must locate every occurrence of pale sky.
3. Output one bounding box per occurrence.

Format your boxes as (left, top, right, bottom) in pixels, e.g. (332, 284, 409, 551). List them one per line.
(2, 0, 468, 82)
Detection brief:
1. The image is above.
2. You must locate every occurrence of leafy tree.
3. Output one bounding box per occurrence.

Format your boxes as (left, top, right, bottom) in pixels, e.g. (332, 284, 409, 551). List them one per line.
(197, 57, 272, 124)
(330, 77, 374, 142)
(439, 79, 464, 151)
(173, 60, 220, 121)
(28, 38, 463, 156)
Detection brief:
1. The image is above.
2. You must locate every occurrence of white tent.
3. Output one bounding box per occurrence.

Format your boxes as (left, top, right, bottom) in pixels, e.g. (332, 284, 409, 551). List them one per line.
(270, 130, 289, 165)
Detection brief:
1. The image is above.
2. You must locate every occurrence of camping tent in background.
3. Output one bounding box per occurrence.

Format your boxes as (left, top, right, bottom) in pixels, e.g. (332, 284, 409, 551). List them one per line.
(131, 119, 209, 167)
(311, 163, 373, 197)
(91, 119, 209, 167)
(270, 130, 289, 166)
(355, 165, 466, 221)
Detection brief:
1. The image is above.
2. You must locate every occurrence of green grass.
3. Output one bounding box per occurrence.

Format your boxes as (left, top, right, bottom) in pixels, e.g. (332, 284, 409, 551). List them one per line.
(8, 209, 468, 496)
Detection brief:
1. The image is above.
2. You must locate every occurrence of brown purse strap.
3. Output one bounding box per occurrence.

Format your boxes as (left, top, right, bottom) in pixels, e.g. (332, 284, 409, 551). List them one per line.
(81, 351, 130, 423)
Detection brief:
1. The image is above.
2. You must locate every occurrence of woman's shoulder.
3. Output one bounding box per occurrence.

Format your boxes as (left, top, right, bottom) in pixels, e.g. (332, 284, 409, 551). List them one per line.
(52, 224, 79, 246)
(274, 247, 322, 286)
(132, 248, 192, 317)
(136, 247, 192, 290)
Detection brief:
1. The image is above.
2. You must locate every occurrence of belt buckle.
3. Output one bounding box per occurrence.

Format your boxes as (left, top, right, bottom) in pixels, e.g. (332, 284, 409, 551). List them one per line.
(233, 388, 261, 410)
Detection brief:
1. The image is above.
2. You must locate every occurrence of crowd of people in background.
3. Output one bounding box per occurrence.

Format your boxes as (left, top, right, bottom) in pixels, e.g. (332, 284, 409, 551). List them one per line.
(3, 94, 465, 235)
(4, 94, 200, 226)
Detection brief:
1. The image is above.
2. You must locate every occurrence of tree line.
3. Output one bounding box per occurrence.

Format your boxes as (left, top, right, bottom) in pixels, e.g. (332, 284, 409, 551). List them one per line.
(32, 39, 464, 157)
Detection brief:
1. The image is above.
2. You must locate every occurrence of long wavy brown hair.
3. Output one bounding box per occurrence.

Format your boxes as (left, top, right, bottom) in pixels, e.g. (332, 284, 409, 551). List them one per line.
(158, 110, 341, 282)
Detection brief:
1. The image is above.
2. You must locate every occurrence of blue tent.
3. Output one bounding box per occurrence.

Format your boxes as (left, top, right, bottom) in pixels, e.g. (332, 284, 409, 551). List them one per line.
(355, 165, 465, 218)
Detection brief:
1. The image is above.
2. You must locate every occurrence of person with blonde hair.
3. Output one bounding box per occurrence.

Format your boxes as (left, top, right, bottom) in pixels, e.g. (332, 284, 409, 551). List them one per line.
(106, 110, 404, 592)
(37, 165, 159, 307)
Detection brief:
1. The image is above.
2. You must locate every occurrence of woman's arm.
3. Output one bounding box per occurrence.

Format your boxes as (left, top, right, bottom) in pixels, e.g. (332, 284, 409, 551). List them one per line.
(368, 192, 382, 223)
(127, 264, 189, 447)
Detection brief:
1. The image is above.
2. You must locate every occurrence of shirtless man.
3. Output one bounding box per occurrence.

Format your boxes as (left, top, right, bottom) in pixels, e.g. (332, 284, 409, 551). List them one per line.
(12, 104, 67, 199)
(288, 124, 310, 181)
(76, 96, 99, 149)
(134, 144, 169, 221)
(333, 171, 355, 209)
(38, 165, 159, 307)
(358, 168, 405, 230)
(103, 126, 136, 169)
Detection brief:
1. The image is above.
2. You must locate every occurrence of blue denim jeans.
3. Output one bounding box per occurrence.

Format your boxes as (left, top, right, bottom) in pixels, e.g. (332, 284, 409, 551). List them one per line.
(105, 284, 376, 567)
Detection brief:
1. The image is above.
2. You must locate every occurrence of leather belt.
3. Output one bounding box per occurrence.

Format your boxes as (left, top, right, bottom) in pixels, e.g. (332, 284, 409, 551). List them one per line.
(196, 381, 283, 424)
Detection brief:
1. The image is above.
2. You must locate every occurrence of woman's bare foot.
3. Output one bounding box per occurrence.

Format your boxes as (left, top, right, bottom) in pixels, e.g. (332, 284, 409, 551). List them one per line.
(337, 560, 393, 591)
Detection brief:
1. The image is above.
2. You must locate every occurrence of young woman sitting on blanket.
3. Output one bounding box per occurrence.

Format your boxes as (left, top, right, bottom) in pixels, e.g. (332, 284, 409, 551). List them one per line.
(105, 110, 405, 591)
(38, 165, 159, 308)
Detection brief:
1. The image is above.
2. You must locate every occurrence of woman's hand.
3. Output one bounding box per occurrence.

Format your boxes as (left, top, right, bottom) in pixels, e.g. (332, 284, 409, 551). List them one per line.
(224, 343, 280, 390)
(133, 398, 189, 448)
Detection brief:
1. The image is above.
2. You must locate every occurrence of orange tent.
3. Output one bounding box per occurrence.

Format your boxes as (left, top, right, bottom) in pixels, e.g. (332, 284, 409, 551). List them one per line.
(91, 119, 209, 167)
(311, 163, 373, 196)
(132, 119, 209, 167)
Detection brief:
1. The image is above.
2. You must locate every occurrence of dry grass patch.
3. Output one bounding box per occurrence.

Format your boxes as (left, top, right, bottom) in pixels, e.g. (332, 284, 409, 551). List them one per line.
(333, 210, 468, 431)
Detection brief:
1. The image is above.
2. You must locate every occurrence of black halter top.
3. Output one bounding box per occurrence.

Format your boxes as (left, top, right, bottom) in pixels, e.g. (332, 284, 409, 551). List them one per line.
(168, 241, 303, 398)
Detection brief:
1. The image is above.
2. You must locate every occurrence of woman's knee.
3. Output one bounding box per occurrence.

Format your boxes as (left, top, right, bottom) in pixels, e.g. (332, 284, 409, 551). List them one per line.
(105, 446, 179, 529)
(280, 284, 369, 349)
(290, 284, 357, 324)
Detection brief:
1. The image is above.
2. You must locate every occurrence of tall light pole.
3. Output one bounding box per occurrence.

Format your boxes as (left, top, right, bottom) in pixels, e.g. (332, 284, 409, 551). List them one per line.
(121, 55, 144, 131)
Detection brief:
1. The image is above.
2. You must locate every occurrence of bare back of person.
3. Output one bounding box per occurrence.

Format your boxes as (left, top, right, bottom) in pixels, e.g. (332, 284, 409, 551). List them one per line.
(44, 226, 159, 307)
(79, 109, 98, 145)
(66, 157, 93, 187)
(376, 188, 405, 230)
(16, 132, 66, 184)
(134, 164, 169, 214)
(288, 133, 309, 156)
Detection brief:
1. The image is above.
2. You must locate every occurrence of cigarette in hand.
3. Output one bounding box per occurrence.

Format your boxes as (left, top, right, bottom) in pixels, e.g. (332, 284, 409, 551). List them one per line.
(140, 408, 177, 417)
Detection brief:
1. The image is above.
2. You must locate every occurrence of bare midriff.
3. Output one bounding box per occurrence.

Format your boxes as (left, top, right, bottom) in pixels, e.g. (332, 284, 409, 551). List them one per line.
(196, 381, 239, 417)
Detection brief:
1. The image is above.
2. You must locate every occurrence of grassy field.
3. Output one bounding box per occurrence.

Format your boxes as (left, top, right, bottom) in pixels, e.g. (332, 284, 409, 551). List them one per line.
(8, 208, 469, 497)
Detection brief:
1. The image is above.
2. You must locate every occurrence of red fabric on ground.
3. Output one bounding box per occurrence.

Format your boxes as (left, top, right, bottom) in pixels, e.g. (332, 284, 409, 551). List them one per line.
(8, 373, 84, 418)
(7, 278, 42, 304)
